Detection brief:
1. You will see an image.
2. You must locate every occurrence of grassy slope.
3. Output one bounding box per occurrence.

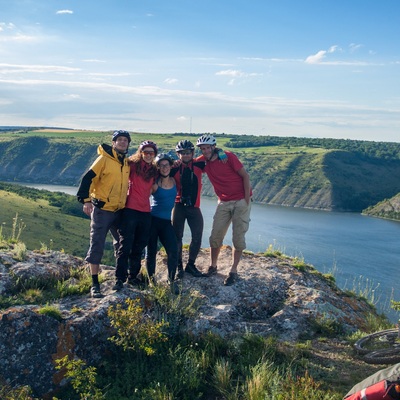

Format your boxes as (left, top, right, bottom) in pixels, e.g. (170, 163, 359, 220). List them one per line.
(363, 192, 400, 221)
(0, 190, 90, 256)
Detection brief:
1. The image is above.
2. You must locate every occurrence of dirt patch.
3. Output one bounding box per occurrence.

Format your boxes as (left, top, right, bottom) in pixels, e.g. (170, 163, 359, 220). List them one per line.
(299, 338, 386, 395)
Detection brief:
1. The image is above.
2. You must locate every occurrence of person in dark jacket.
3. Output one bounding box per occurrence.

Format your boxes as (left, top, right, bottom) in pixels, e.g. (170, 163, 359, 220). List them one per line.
(77, 130, 131, 298)
(170, 140, 206, 278)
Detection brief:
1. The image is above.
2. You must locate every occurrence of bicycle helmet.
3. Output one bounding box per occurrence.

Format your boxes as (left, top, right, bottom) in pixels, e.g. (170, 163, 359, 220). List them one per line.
(112, 130, 131, 143)
(196, 134, 216, 146)
(139, 140, 158, 155)
(155, 153, 173, 165)
(175, 140, 195, 153)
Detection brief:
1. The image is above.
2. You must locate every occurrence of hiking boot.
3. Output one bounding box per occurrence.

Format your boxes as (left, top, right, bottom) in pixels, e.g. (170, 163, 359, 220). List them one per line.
(223, 272, 239, 286)
(112, 280, 124, 291)
(127, 277, 144, 288)
(176, 267, 184, 279)
(90, 284, 103, 298)
(169, 280, 181, 295)
(207, 266, 218, 276)
(184, 263, 204, 277)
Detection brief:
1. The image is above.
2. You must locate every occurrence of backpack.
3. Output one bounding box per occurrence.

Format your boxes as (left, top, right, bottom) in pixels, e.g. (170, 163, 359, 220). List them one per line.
(344, 363, 400, 400)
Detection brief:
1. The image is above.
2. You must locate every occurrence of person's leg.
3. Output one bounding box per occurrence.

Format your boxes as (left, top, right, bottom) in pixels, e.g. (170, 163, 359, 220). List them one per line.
(85, 207, 117, 296)
(230, 199, 251, 273)
(115, 209, 136, 282)
(129, 212, 152, 280)
(230, 249, 243, 274)
(159, 220, 179, 281)
(186, 207, 204, 266)
(172, 203, 186, 274)
(208, 201, 233, 272)
(146, 217, 159, 278)
(223, 199, 251, 286)
(110, 210, 122, 259)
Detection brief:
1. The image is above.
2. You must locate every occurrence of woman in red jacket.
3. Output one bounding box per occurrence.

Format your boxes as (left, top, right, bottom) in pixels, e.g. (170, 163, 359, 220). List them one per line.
(113, 140, 158, 290)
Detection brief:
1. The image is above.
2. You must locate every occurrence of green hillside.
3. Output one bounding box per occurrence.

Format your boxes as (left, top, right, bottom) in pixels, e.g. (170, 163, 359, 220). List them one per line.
(363, 192, 400, 221)
(1, 128, 400, 211)
(0, 188, 101, 258)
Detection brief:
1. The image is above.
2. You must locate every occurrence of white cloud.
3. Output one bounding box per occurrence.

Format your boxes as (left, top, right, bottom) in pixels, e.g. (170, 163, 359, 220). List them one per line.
(164, 78, 178, 84)
(177, 116, 187, 121)
(0, 63, 80, 73)
(56, 10, 73, 15)
(63, 94, 80, 100)
(82, 59, 106, 63)
(305, 50, 327, 64)
(328, 45, 341, 53)
(216, 69, 244, 77)
(0, 22, 16, 31)
(349, 43, 363, 53)
(0, 33, 37, 43)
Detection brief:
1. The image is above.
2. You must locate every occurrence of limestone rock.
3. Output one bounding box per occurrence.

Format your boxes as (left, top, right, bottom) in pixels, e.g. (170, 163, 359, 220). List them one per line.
(0, 246, 374, 397)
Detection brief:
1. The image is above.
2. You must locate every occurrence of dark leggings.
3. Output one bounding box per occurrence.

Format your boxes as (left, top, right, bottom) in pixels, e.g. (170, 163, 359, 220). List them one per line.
(146, 216, 178, 281)
(172, 203, 204, 266)
(115, 208, 151, 281)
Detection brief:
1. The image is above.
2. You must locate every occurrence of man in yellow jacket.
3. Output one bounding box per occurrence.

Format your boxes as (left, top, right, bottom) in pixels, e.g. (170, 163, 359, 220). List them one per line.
(77, 130, 130, 298)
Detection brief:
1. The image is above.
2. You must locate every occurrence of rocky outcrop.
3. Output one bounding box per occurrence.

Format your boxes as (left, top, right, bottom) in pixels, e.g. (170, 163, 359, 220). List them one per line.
(0, 246, 375, 398)
(363, 192, 400, 221)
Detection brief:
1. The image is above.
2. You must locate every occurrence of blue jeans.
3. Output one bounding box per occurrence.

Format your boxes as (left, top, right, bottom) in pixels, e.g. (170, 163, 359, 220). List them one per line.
(146, 216, 178, 280)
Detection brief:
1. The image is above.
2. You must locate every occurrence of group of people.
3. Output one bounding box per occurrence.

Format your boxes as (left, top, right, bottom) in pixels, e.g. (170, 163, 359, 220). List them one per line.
(77, 130, 252, 298)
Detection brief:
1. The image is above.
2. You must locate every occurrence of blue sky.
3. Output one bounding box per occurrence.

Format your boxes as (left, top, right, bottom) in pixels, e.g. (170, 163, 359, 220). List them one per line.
(0, 0, 399, 142)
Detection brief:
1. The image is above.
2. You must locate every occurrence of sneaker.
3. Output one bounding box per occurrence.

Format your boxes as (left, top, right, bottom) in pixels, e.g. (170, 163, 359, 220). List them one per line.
(184, 263, 204, 277)
(90, 284, 103, 298)
(176, 268, 184, 279)
(223, 272, 239, 286)
(112, 280, 124, 291)
(207, 266, 218, 276)
(169, 280, 181, 295)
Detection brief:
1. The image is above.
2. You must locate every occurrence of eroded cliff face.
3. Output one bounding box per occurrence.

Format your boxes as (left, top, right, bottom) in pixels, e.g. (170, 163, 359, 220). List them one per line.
(1, 137, 400, 211)
(0, 137, 96, 186)
(0, 246, 375, 398)
(363, 192, 400, 221)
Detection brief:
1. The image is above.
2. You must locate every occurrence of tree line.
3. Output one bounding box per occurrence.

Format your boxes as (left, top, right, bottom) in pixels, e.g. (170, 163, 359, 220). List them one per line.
(223, 135, 400, 160)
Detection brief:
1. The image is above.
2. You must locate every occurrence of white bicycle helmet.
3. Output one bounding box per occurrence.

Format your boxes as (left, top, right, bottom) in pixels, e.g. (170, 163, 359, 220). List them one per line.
(196, 134, 216, 146)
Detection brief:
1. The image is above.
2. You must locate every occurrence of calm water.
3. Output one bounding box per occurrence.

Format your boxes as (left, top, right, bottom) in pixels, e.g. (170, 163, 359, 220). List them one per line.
(18, 183, 400, 321)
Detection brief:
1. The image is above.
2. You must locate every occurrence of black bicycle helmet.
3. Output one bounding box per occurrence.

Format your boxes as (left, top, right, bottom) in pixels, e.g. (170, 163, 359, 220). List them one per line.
(112, 130, 131, 143)
(155, 153, 173, 165)
(196, 134, 216, 146)
(139, 140, 158, 155)
(175, 140, 195, 153)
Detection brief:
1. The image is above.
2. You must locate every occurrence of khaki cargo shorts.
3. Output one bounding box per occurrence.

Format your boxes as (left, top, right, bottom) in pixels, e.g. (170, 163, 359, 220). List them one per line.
(209, 198, 251, 251)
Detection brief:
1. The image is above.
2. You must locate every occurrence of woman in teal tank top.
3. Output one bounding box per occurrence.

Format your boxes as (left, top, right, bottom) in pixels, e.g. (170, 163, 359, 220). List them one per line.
(146, 154, 180, 294)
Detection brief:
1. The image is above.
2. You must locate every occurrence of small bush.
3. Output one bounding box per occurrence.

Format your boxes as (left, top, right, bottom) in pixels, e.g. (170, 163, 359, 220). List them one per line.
(38, 304, 63, 321)
(108, 298, 169, 355)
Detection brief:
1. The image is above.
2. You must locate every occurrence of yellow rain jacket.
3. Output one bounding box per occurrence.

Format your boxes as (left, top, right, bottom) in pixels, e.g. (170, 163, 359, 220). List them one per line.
(77, 144, 130, 212)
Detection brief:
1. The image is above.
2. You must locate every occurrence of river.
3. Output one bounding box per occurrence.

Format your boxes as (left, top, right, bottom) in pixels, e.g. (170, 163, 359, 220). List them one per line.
(18, 182, 400, 321)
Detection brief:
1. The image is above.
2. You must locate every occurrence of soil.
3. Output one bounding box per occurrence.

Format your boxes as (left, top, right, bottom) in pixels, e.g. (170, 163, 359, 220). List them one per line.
(303, 338, 387, 396)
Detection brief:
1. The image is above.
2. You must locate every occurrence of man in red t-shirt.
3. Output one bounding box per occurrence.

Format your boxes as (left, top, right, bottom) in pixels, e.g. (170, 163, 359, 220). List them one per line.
(196, 134, 252, 286)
